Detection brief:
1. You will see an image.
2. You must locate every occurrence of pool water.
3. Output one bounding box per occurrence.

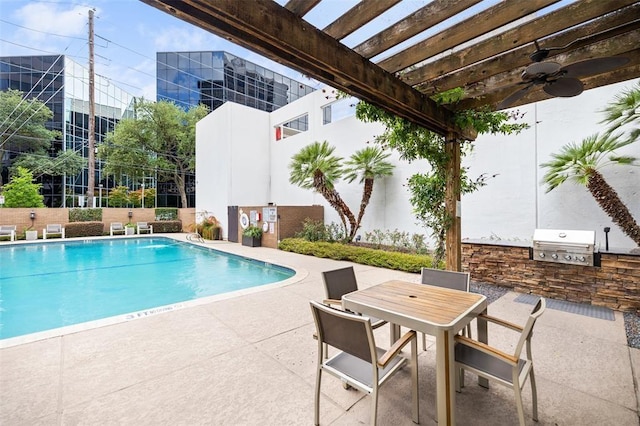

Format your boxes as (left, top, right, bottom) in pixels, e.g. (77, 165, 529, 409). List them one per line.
(0, 237, 294, 340)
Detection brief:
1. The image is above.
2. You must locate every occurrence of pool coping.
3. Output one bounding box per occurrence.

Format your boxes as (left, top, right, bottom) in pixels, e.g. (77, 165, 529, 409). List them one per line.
(0, 233, 308, 348)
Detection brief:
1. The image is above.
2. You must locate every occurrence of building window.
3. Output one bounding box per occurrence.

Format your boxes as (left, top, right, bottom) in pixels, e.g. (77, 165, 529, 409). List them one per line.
(275, 114, 309, 140)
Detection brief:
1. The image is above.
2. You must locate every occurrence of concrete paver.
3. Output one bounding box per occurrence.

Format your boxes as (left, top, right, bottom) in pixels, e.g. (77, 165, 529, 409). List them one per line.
(1, 237, 638, 425)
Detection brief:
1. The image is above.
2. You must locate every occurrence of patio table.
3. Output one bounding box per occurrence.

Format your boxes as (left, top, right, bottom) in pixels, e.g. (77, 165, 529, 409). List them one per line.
(342, 279, 488, 425)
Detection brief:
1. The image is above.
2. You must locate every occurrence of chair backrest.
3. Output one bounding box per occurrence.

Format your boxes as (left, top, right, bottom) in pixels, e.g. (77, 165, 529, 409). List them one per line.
(322, 266, 359, 301)
(1, 225, 17, 232)
(111, 222, 123, 230)
(47, 224, 62, 232)
(514, 298, 546, 359)
(310, 300, 376, 363)
(137, 222, 148, 229)
(420, 267, 470, 292)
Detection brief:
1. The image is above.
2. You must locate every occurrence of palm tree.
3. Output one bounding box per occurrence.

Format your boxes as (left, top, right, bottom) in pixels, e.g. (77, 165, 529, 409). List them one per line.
(343, 146, 394, 240)
(541, 133, 640, 246)
(601, 81, 640, 143)
(289, 141, 356, 239)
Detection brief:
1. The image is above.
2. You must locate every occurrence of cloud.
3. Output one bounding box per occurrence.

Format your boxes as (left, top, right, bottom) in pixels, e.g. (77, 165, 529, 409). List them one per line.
(14, 3, 98, 39)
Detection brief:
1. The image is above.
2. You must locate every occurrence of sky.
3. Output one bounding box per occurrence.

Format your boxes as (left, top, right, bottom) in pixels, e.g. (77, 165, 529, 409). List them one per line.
(0, 0, 567, 102)
(0, 0, 352, 99)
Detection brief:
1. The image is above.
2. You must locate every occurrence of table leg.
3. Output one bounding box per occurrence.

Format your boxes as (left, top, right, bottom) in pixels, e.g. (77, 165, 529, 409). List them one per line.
(435, 328, 455, 425)
(477, 308, 489, 388)
(390, 323, 401, 345)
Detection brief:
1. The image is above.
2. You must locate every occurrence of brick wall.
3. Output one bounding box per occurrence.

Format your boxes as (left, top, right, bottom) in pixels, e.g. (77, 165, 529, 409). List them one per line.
(462, 241, 640, 313)
(0, 207, 195, 237)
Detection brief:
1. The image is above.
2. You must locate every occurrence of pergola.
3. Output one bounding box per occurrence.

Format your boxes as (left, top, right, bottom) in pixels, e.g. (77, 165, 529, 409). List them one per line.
(140, 0, 640, 270)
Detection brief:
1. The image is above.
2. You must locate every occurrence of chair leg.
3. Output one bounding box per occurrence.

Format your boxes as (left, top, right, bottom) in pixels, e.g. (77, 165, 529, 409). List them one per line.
(314, 368, 322, 426)
(371, 387, 379, 426)
(422, 333, 427, 351)
(530, 368, 539, 422)
(411, 337, 419, 424)
(513, 379, 526, 426)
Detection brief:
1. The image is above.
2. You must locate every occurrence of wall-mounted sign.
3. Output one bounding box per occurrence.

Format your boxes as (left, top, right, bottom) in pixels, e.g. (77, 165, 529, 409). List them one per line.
(264, 207, 277, 222)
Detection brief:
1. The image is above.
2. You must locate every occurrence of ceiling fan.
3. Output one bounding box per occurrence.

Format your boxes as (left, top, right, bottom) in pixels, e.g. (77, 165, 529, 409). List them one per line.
(496, 40, 630, 110)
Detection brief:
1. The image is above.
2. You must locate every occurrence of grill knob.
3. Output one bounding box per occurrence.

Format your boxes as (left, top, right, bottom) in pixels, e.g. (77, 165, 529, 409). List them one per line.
(578, 256, 586, 262)
(551, 253, 558, 259)
(564, 255, 572, 261)
(539, 252, 545, 258)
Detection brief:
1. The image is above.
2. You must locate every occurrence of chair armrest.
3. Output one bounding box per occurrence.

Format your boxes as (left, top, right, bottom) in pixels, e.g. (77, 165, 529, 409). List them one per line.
(323, 299, 342, 307)
(455, 335, 518, 365)
(478, 313, 523, 332)
(378, 330, 416, 368)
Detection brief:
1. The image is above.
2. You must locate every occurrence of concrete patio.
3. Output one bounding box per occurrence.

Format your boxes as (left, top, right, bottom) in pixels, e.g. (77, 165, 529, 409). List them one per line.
(1, 237, 639, 425)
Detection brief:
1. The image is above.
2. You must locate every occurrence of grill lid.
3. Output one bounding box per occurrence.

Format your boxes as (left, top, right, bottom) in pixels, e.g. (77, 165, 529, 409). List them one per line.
(533, 229, 595, 246)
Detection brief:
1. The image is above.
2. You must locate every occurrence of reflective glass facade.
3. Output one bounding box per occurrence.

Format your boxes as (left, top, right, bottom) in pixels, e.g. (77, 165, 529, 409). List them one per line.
(0, 55, 136, 207)
(156, 51, 314, 207)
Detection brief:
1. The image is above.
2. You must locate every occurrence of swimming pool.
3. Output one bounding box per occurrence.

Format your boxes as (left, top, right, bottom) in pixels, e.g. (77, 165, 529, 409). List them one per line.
(0, 237, 295, 341)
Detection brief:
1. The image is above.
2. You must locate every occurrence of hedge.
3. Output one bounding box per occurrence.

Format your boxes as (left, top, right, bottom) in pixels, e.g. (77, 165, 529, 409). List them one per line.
(149, 220, 182, 233)
(65, 221, 105, 238)
(278, 238, 437, 273)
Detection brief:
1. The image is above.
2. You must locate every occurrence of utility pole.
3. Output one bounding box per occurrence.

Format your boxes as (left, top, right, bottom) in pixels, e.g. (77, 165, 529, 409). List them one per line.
(87, 9, 96, 207)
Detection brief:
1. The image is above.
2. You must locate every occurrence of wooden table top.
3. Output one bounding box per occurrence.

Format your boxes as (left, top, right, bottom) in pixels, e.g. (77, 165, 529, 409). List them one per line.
(342, 279, 486, 331)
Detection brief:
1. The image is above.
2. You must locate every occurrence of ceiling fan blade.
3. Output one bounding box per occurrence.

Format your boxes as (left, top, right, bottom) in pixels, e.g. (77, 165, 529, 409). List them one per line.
(523, 61, 561, 80)
(561, 56, 630, 79)
(543, 77, 583, 97)
(497, 84, 534, 110)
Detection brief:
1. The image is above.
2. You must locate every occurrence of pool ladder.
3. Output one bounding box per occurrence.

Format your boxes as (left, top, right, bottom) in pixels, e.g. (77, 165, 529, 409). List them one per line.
(186, 232, 204, 243)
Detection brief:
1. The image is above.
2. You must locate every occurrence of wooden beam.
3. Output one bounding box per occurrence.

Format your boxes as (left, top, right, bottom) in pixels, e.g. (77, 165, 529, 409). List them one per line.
(378, 0, 560, 73)
(353, 0, 481, 59)
(445, 135, 462, 272)
(461, 30, 640, 100)
(140, 0, 476, 140)
(323, 0, 401, 40)
(402, 0, 637, 86)
(416, 7, 640, 95)
(454, 51, 640, 110)
(283, 0, 319, 17)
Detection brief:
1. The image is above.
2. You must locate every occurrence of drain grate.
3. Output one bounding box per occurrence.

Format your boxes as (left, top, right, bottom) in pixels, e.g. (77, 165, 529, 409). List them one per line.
(514, 294, 615, 321)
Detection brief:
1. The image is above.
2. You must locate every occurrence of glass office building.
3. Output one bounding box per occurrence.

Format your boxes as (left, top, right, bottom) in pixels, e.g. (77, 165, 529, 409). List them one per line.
(156, 51, 315, 207)
(0, 55, 136, 207)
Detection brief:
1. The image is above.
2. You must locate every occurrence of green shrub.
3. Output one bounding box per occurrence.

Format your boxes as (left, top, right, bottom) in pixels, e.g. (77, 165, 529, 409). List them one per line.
(65, 221, 105, 237)
(278, 238, 440, 273)
(69, 208, 102, 222)
(155, 208, 178, 221)
(149, 220, 182, 233)
(243, 225, 263, 238)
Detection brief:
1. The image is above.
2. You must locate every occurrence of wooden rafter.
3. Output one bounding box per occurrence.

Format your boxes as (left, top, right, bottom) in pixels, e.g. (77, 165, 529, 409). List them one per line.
(323, 0, 401, 40)
(283, 0, 320, 17)
(378, 0, 561, 73)
(140, 0, 476, 139)
(399, 0, 636, 86)
(353, 0, 481, 59)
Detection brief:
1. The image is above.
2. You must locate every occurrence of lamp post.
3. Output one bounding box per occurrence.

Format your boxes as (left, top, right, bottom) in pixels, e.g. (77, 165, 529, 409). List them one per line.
(141, 183, 145, 209)
(99, 183, 103, 207)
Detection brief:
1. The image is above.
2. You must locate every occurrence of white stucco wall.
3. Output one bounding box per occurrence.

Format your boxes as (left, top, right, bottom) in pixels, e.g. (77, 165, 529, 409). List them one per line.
(196, 79, 640, 249)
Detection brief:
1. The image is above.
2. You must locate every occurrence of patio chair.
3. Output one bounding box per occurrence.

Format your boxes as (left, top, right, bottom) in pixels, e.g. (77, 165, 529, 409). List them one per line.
(0, 225, 17, 241)
(321, 266, 387, 358)
(310, 300, 419, 426)
(420, 267, 472, 350)
(43, 224, 65, 239)
(455, 298, 546, 426)
(136, 222, 153, 234)
(110, 222, 126, 236)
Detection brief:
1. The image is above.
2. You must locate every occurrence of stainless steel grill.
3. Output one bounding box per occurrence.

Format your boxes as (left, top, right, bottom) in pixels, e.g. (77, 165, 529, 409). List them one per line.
(531, 229, 598, 266)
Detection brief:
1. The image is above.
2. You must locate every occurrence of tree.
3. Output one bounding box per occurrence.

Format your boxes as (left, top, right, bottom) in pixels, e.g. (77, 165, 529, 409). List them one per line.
(355, 89, 527, 265)
(541, 133, 639, 246)
(289, 141, 354, 237)
(342, 146, 394, 238)
(100, 99, 209, 207)
(0, 89, 62, 186)
(289, 141, 394, 241)
(1, 166, 45, 207)
(601, 81, 640, 144)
